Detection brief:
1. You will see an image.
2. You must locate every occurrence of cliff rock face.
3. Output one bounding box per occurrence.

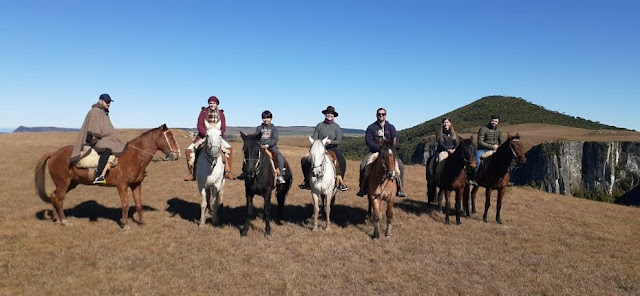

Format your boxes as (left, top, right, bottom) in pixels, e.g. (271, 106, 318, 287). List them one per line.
(511, 141, 640, 202)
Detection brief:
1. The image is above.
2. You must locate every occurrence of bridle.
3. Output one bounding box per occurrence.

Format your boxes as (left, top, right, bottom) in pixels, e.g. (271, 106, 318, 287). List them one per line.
(203, 134, 222, 167)
(243, 147, 263, 177)
(128, 130, 180, 162)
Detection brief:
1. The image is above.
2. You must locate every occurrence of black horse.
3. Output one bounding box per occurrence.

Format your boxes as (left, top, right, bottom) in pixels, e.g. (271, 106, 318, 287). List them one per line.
(239, 132, 292, 236)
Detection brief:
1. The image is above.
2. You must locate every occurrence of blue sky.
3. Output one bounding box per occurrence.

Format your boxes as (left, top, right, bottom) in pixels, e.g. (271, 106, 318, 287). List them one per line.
(1, 0, 639, 132)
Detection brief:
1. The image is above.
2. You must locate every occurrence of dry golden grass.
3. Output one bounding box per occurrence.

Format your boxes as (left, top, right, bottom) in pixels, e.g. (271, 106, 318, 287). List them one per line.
(1, 126, 639, 295)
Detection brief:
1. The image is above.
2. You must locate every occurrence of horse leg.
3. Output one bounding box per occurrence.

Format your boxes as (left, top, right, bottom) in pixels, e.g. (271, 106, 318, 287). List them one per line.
(131, 184, 145, 225)
(444, 190, 451, 225)
(263, 190, 273, 236)
(463, 183, 471, 218)
(455, 188, 462, 225)
(372, 199, 381, 239)
(50, 187, 69, 225)
(471, 185, 480, 214)
(324, 193, 332, 231)
(385, 199, 394, 237)
(199, 186, 208, 227)
(496, 187, 505, 224)
(209, 187, 220, 226)
(311, 192, 320, 231)
(241, 194, 254, 236)
(438, 188, 446, 214)
(218, 185, 225, 225)
(483, 188, 493, 223)
(117, 186, 131, 230)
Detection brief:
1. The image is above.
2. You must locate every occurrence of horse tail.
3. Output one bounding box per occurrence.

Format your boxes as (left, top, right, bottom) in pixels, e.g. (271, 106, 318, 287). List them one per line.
(35, 152, 52, 203)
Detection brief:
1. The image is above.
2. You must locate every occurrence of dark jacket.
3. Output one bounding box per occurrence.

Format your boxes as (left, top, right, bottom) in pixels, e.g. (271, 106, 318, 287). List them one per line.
(255, 123, 279, 148)
(436, 129, 459, 152)
(364, 120, 398, 153)
(477, 124, 502, 150)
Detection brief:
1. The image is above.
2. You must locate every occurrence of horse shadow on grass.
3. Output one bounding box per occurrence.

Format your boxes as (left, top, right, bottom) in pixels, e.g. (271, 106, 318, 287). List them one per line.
(165, 197, 369, 232)
(35, 200, 158, 226)
(394, 198, 448, 222)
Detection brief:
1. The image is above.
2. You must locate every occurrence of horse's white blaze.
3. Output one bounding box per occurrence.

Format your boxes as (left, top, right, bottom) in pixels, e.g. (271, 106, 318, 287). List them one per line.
(196, 124, 226, 227)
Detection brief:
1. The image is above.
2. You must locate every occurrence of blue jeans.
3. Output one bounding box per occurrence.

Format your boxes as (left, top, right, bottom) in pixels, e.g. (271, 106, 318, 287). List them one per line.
(475, 149, 486, 173)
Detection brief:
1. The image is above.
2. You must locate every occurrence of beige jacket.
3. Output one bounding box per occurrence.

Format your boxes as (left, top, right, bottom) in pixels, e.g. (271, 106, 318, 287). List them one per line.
(70, 104, 126, 164)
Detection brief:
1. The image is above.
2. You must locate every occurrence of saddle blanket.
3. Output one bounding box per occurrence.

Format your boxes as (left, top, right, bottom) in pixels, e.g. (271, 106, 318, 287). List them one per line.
(75, 149, 117, 169)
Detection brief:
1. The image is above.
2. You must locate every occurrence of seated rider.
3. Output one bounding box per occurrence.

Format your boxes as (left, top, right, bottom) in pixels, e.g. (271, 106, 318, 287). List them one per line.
(255, 110, 286, 184)
(184, 95, 235, 181)
(356, 108, 406, 198)
(432, 117, 460, 174)
(473, 115, 502, 184)
(70, 93, 126, 184)
(299, 106, 348, 191)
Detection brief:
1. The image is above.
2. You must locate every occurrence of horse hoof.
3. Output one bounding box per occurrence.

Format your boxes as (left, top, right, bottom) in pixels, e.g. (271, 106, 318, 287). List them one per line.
(121, 225, 131, 231)
(312, 226, 318, 232)
(325, 226, 331, 232)
(60, 219, 71, 226)
(497, 219, 503, 224)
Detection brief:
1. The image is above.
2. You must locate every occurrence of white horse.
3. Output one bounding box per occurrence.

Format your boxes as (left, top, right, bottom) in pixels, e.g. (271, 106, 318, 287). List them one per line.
(307, 136, 338, 231)
(196, 120, 226, 227)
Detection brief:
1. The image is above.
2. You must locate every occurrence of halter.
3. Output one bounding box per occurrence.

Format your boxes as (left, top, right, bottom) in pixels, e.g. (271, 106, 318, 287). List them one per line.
(203, 134, 222, 167)
(509, 139, 520, 157)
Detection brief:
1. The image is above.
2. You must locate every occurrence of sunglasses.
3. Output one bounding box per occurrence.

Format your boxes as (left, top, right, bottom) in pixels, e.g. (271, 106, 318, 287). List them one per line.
(377, 113, 386, 117)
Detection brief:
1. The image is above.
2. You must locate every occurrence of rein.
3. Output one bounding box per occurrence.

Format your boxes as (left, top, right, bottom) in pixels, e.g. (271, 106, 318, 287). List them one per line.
(128, 130, 180, 162)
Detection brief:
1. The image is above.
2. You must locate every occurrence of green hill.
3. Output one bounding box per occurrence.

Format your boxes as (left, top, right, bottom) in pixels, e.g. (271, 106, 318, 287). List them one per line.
(342, 95, 626, 164)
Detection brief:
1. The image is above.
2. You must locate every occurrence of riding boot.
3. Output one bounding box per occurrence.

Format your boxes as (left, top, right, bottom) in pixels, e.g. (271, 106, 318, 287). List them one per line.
(183, 149, 195, 181)
(356, 169, 367, 197)
(396, 178, 406, 198)
(224, 147, 235, 180)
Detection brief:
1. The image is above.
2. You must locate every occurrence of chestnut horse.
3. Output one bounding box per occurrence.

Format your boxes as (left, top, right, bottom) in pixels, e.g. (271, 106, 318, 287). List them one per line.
(467, 133, 526, 224)
(35, 124, 180, 229)
(437, 137, 476, 225)
(365, 137, 398, 239)
(239, 131, 292, 236)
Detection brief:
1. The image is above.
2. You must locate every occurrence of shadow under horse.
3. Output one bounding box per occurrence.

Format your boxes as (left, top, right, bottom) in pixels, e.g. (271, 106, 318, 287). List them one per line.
(239, 132, 293, 236)
(34, 124, 181, 229)
(467, 133, 527, 224)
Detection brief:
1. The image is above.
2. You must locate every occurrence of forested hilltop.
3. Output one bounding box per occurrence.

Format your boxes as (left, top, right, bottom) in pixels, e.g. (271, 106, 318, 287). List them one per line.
(341, 95, 626, 164)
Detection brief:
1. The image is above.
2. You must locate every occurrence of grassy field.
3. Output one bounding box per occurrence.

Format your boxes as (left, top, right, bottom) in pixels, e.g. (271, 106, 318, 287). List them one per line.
(1, 125, 639, 295)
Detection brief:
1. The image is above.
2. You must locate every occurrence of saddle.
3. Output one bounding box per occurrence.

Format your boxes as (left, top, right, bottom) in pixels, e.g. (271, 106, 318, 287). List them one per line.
(428, 151, 449, 183)
(363, 152, 401, 179)
(75, 148, 118, 169)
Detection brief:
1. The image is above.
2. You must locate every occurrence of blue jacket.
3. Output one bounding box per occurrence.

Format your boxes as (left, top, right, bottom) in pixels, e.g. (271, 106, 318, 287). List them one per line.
(364, 121, 398, 153)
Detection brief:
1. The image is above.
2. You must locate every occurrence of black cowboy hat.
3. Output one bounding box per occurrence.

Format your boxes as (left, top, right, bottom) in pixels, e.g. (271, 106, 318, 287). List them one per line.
(321, 105, 338, 117)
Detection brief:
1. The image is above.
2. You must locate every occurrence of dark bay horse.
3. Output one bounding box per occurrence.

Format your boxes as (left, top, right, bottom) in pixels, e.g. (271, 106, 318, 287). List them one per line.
(365, 138, 399, 239)
(35, 124, 180, 229)
(239, 132, 292, 236)
(467, 133, 526, 224)
(435, 137, 476, 225)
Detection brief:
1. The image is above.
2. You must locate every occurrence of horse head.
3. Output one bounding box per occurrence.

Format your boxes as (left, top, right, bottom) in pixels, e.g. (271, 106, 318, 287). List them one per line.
(204, 120, 223, 161)
(240, 131, 263, 178)
(461, 136, 476, 171)
(378, 137, 398, 180)
(308, 136, 329, 178)
(156, 124, 180, 161)
(507, 133, 527, 165)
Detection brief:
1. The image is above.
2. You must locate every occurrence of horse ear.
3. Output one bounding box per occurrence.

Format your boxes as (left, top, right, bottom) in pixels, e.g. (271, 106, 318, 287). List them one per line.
(308, 136, 314, 145)
(378, 137, 384, 146)
(392, 137, 397, 146)
(321, 137, 329, 146)
(515, 132, 520, 139)
(161, 123, 168, 130)
(204, 120, 211, 130)
(240, 131, 247, 141)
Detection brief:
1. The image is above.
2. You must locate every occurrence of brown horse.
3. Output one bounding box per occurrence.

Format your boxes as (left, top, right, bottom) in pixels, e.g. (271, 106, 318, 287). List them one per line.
(467, 133, 526, 224)
(365, 137, 398, 239)
(436, 137, 476, 225)
(35, 124, 180, 229)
